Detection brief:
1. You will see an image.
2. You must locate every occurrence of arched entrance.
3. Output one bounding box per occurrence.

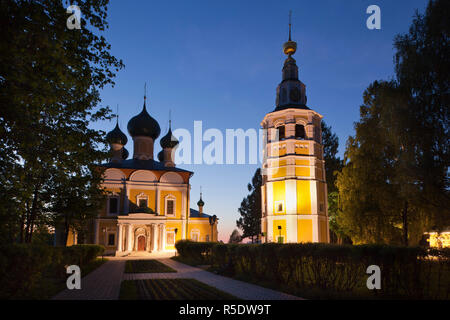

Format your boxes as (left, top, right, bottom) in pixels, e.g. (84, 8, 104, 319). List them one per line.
(137, 235, 146, 251)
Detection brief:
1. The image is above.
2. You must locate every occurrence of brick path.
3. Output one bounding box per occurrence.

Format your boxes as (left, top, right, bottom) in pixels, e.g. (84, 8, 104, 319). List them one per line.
(52, 259, 125, 300)
(53, 256, 302, 300)
(123, 258, 302, 300)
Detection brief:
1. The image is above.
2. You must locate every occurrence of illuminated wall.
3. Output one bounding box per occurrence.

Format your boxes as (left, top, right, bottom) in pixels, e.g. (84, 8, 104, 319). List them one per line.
(260, 108, 329, 244)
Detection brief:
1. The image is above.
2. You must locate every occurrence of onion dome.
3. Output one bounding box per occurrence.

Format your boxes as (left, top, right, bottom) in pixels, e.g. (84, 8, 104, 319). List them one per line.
(122, 147, 129, 160)
(106, 123, 128, 145)
(157, 150, 164, 162)
(127, 98, 161, 140)
(197, 194, 204, 207)
(160, 127, 179, 149)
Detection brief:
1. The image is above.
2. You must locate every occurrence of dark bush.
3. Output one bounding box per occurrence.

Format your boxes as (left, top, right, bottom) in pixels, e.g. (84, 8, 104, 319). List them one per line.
(0, 244, 105, 299)
(175, 240, 215, 265)
(175, 241, 450, 299)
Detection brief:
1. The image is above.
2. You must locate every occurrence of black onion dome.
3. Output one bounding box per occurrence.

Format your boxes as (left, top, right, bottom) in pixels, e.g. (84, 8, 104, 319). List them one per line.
(160, 128, 179, 149)
(127, 101, 161, 139)
(106, 123, 128, 145)
(197, 197, 204, 207)
(157, 150, 164, 162)
(122, 147, 129, 160)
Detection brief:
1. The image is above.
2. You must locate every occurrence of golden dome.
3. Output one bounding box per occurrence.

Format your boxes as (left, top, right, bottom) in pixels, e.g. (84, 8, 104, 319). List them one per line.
(283, 40, 297, 55)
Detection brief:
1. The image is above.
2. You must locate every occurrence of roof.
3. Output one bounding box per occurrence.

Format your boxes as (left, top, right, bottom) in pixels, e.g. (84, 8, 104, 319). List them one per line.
(272, 104, 310, 112)
(189, 208, 214, 218)
(99, 158, 193, 174)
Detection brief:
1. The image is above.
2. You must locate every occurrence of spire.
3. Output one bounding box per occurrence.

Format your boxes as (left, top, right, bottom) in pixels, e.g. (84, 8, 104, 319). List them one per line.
(197, 187, 205, 213)
(116, 104, 119, 125)
(283, 11, 297, 56)
(169, 109, 172, 130)
(288, 10, 292, 41)
(275, 12, 308, 110)
(143, 82, 147, 110)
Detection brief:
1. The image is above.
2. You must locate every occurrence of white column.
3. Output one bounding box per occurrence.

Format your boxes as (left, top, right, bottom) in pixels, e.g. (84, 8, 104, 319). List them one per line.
(158, 224, 162, 251)
(127, 224, 133, 251)
(181, 189, 187, 219)
(156, 188, 160, 215)
(312, 215, 319, 242)
(182, 219, 186, 240)
(266, 182, 274, 215)
(146, 224, 152, 252)
(123, 179, 129, 214)
(267, 215, 274, 242)
(161, 224, 166, 251)
(152, 224, 158, 251)
(310, 180, 318, 215)
(117, 224, 123, 252)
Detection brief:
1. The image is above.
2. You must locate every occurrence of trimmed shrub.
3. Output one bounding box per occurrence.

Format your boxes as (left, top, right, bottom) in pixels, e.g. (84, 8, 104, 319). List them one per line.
(176, 241, 450, 299)
(175, 240, 215, 265)
(0, 244, 105, 299)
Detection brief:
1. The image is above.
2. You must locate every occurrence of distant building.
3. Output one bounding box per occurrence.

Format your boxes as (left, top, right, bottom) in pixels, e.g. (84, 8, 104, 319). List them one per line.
(426, 229, 450, 248)
(260, 21, 329, 244)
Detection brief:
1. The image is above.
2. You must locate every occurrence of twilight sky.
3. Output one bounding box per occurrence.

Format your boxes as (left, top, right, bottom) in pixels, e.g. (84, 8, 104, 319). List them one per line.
(93, 0, 428, 242)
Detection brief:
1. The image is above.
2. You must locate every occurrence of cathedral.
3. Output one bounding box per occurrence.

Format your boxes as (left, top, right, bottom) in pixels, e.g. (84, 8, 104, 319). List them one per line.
(65, 94, 219, 255)
(260, 22, 329, 243)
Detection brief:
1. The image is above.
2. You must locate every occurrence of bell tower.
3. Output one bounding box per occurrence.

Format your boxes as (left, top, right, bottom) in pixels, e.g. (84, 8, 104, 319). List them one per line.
(260, 14, 329, 244)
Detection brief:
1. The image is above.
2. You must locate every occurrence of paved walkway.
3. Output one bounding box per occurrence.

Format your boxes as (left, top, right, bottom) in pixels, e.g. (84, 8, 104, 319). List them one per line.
(123, 258, 302, 300)
(52, 259, 125, 300)
(53, 256, 302, 300)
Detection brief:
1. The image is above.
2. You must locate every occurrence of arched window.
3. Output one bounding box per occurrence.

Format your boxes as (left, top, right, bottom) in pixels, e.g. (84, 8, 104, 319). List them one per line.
(107, 195, 119, 215)
(295, 124, 306, 139)
(136, 193, 148, 208)
(164, 194, 176, 217)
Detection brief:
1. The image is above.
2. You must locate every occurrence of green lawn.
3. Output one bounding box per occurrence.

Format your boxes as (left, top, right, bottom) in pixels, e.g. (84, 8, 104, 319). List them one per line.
(124, 259, 177, 273)
(120, 279, 238, 300)
(43, 258, 107, 299)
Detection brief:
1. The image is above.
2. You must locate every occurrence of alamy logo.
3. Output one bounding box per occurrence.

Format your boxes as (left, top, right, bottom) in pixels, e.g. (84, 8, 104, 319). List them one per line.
(366, 265, 381, 289)
(66, 5, 81, 30)
(366, 5, 381, 30)
(66, 265, 81, 289)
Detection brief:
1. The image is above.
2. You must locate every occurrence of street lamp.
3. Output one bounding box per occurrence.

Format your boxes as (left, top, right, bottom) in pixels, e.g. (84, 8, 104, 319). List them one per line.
(174, 228, 178, 256)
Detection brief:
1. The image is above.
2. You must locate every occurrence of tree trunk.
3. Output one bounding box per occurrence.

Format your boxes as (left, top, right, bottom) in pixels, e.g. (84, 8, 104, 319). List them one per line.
(25, 184, 40, 243)
(19, 212, 25, 243)
(402, 201, 408, 246)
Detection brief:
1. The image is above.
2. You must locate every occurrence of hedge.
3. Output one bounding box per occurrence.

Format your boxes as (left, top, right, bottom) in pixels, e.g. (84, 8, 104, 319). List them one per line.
(175, 241, 450, 299)
(0, 244, 104, 299)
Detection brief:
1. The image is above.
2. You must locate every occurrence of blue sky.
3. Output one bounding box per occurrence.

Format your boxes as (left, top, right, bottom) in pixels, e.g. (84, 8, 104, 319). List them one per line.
(94, 0, 428, 241)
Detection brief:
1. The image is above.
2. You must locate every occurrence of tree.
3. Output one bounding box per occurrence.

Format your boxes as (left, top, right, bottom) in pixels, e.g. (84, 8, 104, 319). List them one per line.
(0, 0, 123, 243)
(393, 0, 450, 237)
(236, 168, 262, 243)
(321, 121, 343, 194)
(228, 229, 242, 244)
(336, 82, 406, 244)
(321, 121, 348, 243)
(336, 0, 449, 246)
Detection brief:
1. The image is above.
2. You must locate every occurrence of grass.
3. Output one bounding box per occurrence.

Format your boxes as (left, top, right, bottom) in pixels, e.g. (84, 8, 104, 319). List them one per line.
(119, 279, 238, 300)
(41, 257, 108, 299)
(125, 259, 177, 273)
(171, 255, 199, 267)
(202, 260, 450, 300)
